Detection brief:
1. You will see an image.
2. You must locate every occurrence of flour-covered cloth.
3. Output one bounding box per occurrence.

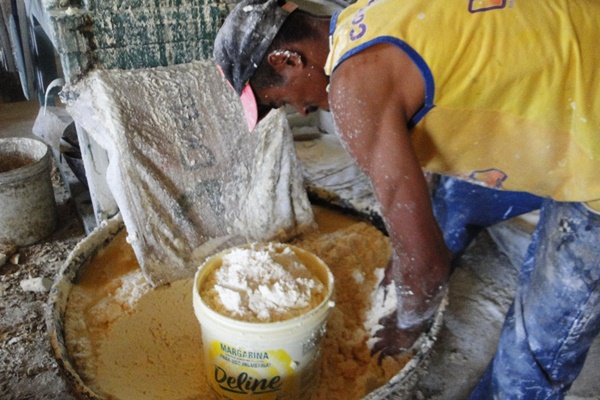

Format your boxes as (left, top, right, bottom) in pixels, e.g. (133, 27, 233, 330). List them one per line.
(64, 61, 315, 286)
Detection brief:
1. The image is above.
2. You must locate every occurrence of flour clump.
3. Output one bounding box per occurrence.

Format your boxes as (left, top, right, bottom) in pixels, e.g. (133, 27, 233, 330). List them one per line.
(202, 244, 326, 322)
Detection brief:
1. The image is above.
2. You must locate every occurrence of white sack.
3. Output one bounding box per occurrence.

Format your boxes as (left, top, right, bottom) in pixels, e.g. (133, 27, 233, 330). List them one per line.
(64, 61, 315, 286)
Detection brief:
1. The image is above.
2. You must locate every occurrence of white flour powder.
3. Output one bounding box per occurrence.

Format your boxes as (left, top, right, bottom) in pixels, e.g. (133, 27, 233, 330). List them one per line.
(202, 244, 326, 322)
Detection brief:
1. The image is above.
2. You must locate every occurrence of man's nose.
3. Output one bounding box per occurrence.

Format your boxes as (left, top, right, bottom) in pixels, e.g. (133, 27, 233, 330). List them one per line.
(297, 105, 317, 116)
(291, 104, 309, 116)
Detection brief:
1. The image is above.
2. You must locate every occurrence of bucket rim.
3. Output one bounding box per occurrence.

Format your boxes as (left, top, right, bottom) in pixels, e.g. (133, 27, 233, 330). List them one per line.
(45, 214, 125, 400)
(0, 137, 51, 182)
(192, 242, 335, 331)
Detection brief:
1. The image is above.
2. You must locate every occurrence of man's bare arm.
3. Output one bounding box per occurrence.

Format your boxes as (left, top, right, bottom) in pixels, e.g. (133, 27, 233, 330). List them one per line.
(328, 44, 451, 355)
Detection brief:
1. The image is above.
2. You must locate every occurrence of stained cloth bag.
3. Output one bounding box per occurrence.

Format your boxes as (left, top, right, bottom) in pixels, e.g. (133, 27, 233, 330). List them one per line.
(64, 61, 315, 286)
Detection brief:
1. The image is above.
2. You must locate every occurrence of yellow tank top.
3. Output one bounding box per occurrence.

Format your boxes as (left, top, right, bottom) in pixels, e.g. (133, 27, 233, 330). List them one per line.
(325, 0, 600, 207)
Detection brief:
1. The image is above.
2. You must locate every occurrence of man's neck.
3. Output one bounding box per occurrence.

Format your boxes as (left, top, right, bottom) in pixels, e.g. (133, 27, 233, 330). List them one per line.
(308, 16, 332, 70)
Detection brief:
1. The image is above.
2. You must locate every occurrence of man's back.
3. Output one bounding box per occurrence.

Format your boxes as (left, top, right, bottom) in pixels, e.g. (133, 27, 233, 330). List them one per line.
(327, 0, 600, 205)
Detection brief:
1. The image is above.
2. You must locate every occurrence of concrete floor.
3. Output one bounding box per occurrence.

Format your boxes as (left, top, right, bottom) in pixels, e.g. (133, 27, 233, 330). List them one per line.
(1, 100, 599, 399)
(1, 100, 84, 399)
(411, 223, 600, 400)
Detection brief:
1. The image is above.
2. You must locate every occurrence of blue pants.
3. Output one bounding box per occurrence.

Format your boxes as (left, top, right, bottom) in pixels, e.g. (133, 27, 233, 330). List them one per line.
(431, 176, 600, 399)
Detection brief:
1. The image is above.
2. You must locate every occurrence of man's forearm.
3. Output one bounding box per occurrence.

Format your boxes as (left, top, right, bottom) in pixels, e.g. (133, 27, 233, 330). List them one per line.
(388, 250, 450, 330)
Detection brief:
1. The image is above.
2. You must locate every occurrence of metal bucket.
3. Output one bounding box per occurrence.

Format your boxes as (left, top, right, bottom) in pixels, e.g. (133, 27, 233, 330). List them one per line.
(0, 137, 57, 246)
(46, 215, 446, 399)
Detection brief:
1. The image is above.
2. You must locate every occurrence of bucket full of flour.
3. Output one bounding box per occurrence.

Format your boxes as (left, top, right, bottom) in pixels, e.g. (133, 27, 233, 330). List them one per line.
(0, 137, 57, 246)
(193, 242, 334, 400)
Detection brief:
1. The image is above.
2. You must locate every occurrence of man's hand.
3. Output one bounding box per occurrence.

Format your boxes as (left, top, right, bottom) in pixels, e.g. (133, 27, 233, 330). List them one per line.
(369, 257, 443, 364)
(370, 310, 427, 364)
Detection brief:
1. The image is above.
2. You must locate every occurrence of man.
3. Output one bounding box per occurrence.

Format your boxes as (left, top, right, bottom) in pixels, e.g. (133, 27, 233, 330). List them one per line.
(213, 0, 600, 398)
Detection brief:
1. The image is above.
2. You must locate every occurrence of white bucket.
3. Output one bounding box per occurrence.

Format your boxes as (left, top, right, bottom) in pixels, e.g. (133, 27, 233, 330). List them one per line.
(193, 243, 334, 400)
(0, 137, 57, 246)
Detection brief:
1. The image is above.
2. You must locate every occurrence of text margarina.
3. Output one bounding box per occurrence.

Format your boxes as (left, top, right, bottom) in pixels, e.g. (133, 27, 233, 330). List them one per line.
(220, 344, 269, 360)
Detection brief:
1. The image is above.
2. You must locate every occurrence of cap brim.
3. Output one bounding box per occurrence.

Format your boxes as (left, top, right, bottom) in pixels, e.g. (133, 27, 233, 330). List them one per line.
(240, 83, 273, 131)
(240, 84, 259, 131)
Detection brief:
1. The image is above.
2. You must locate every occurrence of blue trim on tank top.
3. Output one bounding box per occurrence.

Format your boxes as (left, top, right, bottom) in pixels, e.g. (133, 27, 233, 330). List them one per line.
(326, 29, 435, 128)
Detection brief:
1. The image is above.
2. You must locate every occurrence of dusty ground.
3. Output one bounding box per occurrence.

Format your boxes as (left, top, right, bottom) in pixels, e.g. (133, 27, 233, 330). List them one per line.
(0, 100, 82, 399)
(0, 160, 83, 400)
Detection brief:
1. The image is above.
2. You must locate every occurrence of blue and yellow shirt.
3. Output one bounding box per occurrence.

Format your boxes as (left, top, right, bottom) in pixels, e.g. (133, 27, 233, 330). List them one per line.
(325, 0, 600, 208)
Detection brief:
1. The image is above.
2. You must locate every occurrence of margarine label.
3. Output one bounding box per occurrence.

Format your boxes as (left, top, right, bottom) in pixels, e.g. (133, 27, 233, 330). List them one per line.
(207, 341, 298, 399)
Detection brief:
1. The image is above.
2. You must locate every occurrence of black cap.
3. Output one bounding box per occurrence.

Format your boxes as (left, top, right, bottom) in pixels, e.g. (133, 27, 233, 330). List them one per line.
(214, 0, 298, 130)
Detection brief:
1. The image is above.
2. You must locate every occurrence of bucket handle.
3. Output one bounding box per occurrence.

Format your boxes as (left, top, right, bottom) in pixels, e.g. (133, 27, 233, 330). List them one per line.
(44, 78, 65, 115)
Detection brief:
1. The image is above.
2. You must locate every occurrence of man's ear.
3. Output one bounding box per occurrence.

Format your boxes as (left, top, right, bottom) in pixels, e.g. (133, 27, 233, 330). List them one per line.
(267, 50, 304, 72)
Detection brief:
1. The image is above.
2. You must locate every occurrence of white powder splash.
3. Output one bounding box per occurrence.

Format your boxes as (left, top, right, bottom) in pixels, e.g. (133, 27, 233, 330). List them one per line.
(364, 269, 398, 350)
(204, 244, 326, 322)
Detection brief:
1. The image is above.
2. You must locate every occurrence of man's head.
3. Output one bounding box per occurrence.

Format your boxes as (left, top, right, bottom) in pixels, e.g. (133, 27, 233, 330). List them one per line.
(214, 0, 298, 130)
(214, 0, 330, 131)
